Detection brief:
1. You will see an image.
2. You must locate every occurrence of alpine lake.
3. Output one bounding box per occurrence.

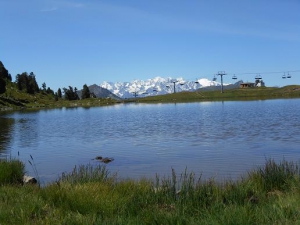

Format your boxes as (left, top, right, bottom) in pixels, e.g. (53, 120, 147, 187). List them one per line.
(1, 98, 300, 185)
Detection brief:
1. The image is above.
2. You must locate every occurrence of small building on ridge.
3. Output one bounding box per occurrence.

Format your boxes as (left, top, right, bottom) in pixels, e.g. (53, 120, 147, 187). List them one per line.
(240, 82, 255, 88)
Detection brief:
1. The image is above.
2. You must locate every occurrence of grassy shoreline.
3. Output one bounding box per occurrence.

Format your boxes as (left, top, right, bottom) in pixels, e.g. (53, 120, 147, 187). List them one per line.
(1, 158, 300, 224)
(1, 85, 300, 223)
(1, 85, 300, 111)
(136, 85, 300, 103)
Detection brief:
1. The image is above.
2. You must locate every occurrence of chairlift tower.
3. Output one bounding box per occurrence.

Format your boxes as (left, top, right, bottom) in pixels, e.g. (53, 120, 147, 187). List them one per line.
(132, 91, 138, 98)
(217, 71, 226, 93)
(166, 80, 178, 93)
(172, 80, 178, 93)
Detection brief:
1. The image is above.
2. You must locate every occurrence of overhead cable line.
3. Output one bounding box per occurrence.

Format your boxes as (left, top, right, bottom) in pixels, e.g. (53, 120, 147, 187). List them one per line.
(226, 70, 300, 76)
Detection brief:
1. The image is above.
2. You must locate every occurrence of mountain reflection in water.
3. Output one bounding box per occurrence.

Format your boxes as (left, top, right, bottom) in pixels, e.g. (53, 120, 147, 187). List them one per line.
(1, 99, 300, 185)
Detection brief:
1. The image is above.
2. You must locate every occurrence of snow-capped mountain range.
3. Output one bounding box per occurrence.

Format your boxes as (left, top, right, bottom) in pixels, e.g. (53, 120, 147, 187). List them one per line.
(100, 77, 229, 98)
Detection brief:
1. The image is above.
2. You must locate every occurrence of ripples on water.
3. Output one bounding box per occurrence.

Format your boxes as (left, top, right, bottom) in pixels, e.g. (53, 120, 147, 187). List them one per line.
(0, 99, 300, 185)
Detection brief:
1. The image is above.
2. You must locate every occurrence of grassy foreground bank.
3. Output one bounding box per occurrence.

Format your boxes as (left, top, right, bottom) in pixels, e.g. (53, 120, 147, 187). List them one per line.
(1, 159, 300, 224)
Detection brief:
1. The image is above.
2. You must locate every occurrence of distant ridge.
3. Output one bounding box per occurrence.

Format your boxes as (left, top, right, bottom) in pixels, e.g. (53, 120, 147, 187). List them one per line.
(100, 77, 235, 98)
(77, 84, 121, 100)
(200, 80, 244, 91)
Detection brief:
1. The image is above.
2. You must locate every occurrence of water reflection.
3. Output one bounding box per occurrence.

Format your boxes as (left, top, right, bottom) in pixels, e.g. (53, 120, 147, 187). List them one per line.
(1, 99, 300, 185)
(0, 117, 15, 157)
(15, 118, 39, 149)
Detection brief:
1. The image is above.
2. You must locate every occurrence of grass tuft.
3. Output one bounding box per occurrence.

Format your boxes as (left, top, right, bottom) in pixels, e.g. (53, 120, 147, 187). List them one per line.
(2, 158, 300, 224)
(58, 164, 115, 185)
(248, 158, 299, 192)
(28, 155, 41, 186)
(0, 159, 24, 185)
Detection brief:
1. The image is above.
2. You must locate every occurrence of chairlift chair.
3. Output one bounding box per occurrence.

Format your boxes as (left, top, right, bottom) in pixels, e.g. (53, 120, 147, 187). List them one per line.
(212, 76, 217, 81)
(232, 74, 237, 80)
(282, 73, 286, 79)
(255, 74, 262, 80)
(287, 73, 291, 78)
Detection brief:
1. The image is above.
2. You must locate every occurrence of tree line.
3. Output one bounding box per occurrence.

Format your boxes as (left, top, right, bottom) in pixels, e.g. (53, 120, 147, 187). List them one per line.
(0, 61, 93, 101)
(0, 61, 12, 94)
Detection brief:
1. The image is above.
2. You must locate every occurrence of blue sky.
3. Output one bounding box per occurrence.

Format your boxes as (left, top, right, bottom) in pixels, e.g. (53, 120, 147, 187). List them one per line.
(1, 0, 299, 91)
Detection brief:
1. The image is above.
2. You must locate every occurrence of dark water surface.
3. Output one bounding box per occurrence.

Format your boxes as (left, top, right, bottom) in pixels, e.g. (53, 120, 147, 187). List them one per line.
(1, 99, 300, 185)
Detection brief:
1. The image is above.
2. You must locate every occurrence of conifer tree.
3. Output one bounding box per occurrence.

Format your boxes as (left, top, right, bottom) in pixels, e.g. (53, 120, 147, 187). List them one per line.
(15, 72, 39, 94)
(63, 86, 79, 100)
(0, 78, 5, 94)
(57, 88, 62, 98)
(81, 84, 90, 99)
(42, 82, 47, 92)
(0, 61, 10, 94)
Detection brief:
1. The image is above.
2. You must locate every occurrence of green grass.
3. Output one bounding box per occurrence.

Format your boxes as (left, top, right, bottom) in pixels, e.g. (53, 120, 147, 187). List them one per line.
(1, 83, 300, 111)
(1, 158, 300, 224)
(0, 159, 24, 185)
(0, 82, 119, 111)
(135, 85, 300, 103)
(58, 164, 115, 185)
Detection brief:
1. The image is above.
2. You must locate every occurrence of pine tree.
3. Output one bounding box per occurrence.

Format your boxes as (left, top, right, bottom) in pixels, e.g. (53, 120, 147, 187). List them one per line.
(57, 88, 62, 98)
(0, 78, 5, 94)
(63, 86, 79, 100)
(42, 82, 46, 92)
(15, 72, 39, 94)
(0, 61, 10, 94)
(54, 92, 58, 101)
(0, 61, 9, 80)
(81, 84, 90, 99)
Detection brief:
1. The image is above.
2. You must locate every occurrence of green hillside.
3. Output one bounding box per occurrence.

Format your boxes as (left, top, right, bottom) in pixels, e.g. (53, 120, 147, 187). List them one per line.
(0, 83, 117, 111)
(134, 85, 300, 103)
(1, 61, 300, 111)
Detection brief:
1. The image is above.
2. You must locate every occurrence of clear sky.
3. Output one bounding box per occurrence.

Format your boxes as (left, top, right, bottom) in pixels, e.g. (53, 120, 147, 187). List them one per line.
(1, 0, 299, 91)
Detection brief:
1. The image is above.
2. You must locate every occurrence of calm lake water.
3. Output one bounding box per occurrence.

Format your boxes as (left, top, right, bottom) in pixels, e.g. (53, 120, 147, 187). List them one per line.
(1, 99, 300, 185)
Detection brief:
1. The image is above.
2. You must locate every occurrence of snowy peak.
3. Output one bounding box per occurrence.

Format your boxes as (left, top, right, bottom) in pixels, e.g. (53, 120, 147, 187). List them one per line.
(100, 77, 227, 98)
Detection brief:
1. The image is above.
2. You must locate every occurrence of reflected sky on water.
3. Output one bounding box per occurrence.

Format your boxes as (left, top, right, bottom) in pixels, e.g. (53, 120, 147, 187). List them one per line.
(1, 99, 300, 185)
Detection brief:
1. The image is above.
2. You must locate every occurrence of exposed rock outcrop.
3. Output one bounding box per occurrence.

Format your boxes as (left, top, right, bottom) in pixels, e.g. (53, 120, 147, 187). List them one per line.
(23, 175, 37, 184)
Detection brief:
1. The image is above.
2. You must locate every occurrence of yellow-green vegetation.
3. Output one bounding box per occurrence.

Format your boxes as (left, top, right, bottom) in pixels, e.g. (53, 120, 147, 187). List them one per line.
(136, 85, 300, 103)
(0, 82, 118, 111)
(1, 80, 300, 111)
(1, 159, 300, 224)
(1, 61, 300, 110)
(0, 159, 24, 184)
